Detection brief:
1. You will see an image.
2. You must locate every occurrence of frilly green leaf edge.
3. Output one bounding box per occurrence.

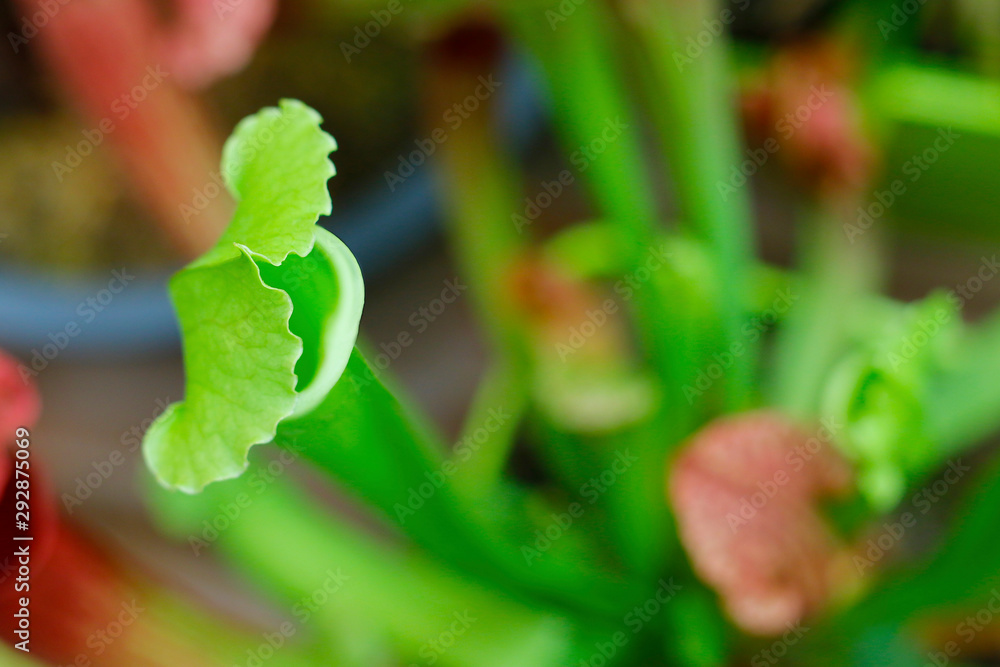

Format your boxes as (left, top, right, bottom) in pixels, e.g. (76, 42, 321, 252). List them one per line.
(143, 99, 364, 493)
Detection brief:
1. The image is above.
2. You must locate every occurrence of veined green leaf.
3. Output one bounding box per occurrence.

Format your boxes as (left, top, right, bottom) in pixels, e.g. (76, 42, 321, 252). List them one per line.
(143, 99, 363, 492)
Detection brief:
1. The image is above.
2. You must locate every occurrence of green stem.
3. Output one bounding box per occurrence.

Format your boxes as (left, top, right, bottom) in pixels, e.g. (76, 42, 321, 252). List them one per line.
(426, 42, 532, 496)
(428, 66, 526, 355)
(625, 0, 758, 410)
(450, 361, 528, 499)
(149, 475, 595, 667)
(502, 0, 700, 448)
(426, 40, 678, 581)
(278, 350, 635, 619)
(500, 0, 659, 233)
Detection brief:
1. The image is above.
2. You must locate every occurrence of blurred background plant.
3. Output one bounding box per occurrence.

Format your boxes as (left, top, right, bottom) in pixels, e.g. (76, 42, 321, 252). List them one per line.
(3, 0, 1000, 665)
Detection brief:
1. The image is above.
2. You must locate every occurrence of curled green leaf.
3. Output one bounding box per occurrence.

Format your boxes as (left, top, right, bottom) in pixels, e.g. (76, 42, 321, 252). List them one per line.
(822, 292, 961, 509)
(143, 99, 364, 492)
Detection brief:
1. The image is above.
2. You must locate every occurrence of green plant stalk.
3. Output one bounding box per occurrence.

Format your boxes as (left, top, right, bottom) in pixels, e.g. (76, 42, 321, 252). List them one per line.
(450, 361, 528, 499)
(424, 55, 629, 593)
(426, 59, 526, 356)
(663, 582, 732, 667)
(769, 205, 882, 419)
(499, 0, 658, 235)
(276, 350, 635, 620)
(499, 3, 709, 587)
(867, 61, 1000, 135)
(498, 0, 693, 420)
(624, 0, 758, 410)
(834, 0, 923, 62)
(521, 406, 670, 583)
(595, 426, 674, 582)
(426, 43, 678, 586)
(426, 58, 531, 494)
(148, 472, 598, 667)
(534, 223, 792, 580)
